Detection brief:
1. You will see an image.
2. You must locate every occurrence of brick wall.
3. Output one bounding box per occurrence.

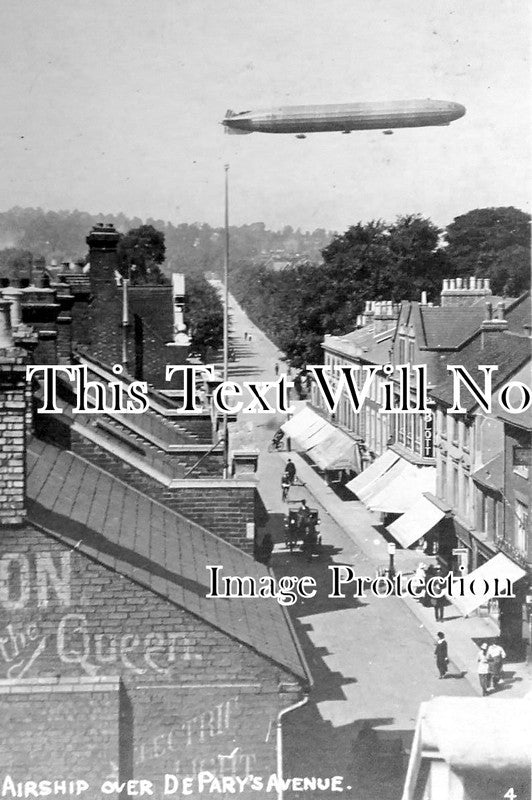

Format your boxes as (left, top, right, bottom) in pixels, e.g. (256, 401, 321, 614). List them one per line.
(68, 431, 257, 552)
(0, 677, 121, 780)
(0, 349, 27, 526)
(0, 526, 299, 788)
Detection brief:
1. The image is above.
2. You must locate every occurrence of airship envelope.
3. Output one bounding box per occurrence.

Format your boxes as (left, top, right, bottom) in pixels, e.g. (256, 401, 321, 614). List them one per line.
(222, 99, 465, 136)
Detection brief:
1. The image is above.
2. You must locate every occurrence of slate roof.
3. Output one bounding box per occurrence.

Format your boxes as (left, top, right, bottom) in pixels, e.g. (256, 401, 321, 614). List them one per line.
(506, 292, 531, 337)
(324, 324, 395, 364)
(417, 307, 486, 349)
(26, 438, 307, 682)
(429, 331, 531, 410)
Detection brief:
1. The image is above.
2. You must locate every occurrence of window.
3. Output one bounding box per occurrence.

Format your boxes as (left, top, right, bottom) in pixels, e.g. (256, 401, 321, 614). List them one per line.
(463, 423, 470, 451)
(408, 338, 415, 365)
(440, 410, 447, 438)
(452, 466, 459, 507)
(398, 413, 406, 444)
(515, 501, 529, 553)
(414, 414, 422, 454)
(464, 476, 470, 518)
(448, 415, 456, 445)
(482, 493, 489, 533)
(494, 499, 500, 538)
(441, 458, 447, 499)
(406, 414, 413, 449)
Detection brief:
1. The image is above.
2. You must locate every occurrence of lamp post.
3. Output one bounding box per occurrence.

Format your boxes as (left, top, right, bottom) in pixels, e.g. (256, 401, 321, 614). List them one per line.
(222, 163, 230, 478)
(387, 542, 396, 580)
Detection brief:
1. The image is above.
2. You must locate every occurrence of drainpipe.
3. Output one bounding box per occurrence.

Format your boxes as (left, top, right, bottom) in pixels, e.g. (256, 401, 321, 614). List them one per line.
(276, 693, 309, 800)
(122, 277, 129, 368)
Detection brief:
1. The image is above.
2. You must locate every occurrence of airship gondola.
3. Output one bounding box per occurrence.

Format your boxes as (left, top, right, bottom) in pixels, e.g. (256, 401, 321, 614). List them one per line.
(222, 99, 465, 136)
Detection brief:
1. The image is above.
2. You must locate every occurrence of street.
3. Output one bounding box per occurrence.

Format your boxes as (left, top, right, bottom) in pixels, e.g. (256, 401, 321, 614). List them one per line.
(218, 289, 475, 800)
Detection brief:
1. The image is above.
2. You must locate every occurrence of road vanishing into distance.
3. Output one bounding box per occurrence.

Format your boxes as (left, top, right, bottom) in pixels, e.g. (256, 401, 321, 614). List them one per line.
(216, 289, 474, 800)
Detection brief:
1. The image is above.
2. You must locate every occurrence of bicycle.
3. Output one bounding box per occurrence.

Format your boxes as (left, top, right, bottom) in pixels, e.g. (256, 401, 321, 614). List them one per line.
(268, 435, 286, 452)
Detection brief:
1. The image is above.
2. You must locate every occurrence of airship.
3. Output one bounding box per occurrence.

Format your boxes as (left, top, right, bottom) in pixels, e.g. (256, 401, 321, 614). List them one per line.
(222, 99, 465, 137)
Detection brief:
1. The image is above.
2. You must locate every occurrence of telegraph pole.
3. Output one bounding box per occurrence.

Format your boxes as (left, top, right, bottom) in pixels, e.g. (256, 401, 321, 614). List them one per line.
(223, 163, 230, 478)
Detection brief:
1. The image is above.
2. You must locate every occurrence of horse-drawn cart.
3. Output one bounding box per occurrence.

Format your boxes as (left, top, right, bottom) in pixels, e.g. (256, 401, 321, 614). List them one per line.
(284, 507, 321, 558)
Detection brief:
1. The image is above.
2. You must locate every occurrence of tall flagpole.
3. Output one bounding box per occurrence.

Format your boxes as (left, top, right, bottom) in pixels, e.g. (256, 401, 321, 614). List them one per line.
(223, 163, 230, 478)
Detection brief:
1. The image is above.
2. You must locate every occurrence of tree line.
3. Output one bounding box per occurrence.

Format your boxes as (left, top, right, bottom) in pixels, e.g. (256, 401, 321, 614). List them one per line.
(0, 207, 333, 276)
(229, 208, 530, 367)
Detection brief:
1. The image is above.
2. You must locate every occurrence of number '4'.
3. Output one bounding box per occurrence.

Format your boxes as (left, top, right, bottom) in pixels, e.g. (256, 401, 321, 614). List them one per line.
(504, 790, 516, 800)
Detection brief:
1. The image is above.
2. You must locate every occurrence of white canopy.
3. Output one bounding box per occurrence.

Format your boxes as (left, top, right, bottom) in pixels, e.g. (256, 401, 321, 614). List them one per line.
(452, 552, 526, 617)
(387, 494, 446, 547)
(366, 463, 436, 515)
(346, 449, 399, 500)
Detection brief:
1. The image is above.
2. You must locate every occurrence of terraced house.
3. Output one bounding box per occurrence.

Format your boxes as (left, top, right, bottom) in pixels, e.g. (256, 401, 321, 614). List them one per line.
(0, 226, 309, 792)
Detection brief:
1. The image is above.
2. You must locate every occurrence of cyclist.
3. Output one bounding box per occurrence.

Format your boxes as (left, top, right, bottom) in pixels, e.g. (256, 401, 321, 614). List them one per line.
(285, 458, 296, 484)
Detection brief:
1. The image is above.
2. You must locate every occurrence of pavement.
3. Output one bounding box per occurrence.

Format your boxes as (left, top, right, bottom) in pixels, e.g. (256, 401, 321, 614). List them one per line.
(212, 285, 531, 799)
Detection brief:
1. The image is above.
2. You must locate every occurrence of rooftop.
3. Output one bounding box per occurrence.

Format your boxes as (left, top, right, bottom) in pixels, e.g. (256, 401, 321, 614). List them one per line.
(26, 438, 307, 682)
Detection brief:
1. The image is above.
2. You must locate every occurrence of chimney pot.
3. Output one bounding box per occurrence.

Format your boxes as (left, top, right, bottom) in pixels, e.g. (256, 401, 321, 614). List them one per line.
(456, 278, 463, 289)
(485, 301, 493, 320)
(0, 300, 14, 348)
(469, 277, 475, 289)
(421, 291, 428, 305)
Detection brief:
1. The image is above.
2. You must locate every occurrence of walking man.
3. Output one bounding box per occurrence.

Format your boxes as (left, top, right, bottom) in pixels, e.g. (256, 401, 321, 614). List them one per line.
(434, 632, 448, 679)
(433, 593, 446, 622)
(477, 643, 490, 696)
(487, 641, 506, 690)
(281, 471, 291, 502)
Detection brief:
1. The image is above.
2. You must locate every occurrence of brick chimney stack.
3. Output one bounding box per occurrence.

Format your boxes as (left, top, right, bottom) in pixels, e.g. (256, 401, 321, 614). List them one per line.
(373, 300, 400, 334)
(440, 277, 491, 307)
(86, 223, 121, 291)
(480, 300, 508, 348)
(0, 300, 29, 526)
(86, 223, 126, 365)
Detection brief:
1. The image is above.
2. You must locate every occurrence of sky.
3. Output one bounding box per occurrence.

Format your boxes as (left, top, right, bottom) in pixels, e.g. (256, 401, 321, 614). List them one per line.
(0, 0, 529, 232)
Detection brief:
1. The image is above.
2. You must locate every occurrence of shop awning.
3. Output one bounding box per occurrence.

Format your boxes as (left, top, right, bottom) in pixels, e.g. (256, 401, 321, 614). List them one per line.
(452, 553, 526, 617)
(307, 427, 360, 472)
(281, 407, 327, 449)
(366, 463, 437, 515)
(387, 494, 446, 548)
(281, 406, 359, 471)
(346, 449, 399, 500)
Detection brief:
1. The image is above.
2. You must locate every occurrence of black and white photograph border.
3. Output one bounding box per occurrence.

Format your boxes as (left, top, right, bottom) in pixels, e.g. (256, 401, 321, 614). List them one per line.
(0, 2, 530, 799)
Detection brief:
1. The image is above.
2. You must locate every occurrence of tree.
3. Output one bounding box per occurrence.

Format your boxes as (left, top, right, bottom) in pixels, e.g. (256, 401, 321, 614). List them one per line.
(0, 248, 37, 283)
(230, 215, 457, 367)
(444, 207, 531, 295)
(116, 224, 167, 284)
(184, 275, 223, 358)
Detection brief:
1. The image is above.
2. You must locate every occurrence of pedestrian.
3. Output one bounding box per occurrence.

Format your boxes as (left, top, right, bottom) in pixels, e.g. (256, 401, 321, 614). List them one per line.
(274, 362, 279, 376)
(433, 593, 446, 622)
(412, 563, 427, 600)
(477, 643, 490, 696)
(487, 641, 506, 690)
(285, 458, 296, 484)
(256, 532, 274, 566)
(296, 499, 310, 536)
(434, 631, 448, 679)
(303, 521, 318, 563)
(281, 471, 291, 502)
(244, 332, 247, 340)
